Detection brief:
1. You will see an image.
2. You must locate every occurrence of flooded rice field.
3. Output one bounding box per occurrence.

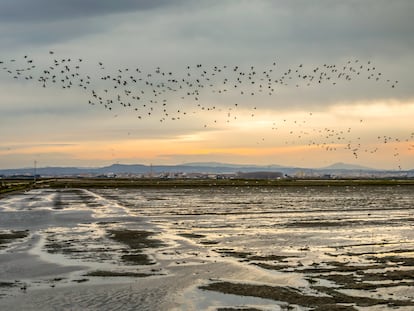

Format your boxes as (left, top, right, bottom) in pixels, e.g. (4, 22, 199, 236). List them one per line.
(0, 185, 413, 310)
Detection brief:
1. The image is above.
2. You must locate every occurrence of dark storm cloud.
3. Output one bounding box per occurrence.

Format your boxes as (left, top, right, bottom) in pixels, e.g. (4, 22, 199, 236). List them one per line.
(0, 0, 184, 23)
(0, 1, 180, 48)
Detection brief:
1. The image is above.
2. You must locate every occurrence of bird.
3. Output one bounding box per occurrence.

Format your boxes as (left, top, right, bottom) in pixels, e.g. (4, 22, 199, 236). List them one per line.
(1, 51, 407, 167)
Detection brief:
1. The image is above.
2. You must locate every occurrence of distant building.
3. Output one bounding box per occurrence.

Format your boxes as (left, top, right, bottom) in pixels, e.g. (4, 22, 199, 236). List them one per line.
(237, 171, 284, 179)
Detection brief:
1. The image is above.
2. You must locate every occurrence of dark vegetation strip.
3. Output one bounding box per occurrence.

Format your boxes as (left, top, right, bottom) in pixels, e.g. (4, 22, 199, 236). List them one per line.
(283, 219, 405, 228)
(200, 281, 414, 309)
(85, 270, 153, 277)
(0, 230, 29, 245)
(107, 229, 165, 265)
(107, 229, 165, 250)
(43, 178, 414, 189)
(178, 233, 206, 239)
(0, 180, 34, 196)
(1, 178, 413, 196)
(217, 308, 264, 311)
(0, 282, 16, 288)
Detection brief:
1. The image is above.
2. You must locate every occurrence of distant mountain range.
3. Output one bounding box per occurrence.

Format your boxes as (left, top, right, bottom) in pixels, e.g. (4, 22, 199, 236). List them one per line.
(318, 162, 375, 170)
(0, 162, 412, 178)
(182, 162, 285, 169)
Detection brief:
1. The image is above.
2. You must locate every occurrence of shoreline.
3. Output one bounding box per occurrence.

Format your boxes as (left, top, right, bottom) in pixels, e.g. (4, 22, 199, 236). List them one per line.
(1, 177, 413, 192)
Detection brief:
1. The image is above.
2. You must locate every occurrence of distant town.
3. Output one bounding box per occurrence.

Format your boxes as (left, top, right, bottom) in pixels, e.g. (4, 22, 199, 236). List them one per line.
(1, 162, 413, 180)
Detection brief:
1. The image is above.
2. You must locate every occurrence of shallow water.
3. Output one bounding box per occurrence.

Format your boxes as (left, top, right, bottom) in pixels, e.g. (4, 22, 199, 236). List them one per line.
(0, 185, 413, 310)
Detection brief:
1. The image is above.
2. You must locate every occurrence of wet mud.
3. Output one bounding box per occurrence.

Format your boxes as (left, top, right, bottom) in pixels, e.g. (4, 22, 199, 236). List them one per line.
(0, 185, 413, 310)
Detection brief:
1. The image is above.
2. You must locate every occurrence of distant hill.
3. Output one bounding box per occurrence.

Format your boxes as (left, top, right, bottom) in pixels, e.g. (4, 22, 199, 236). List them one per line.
(320, 162, 376, 171)
(182, 162, 285, 169)
(0, 162, 292, 177)
(0, 162, 412, 178)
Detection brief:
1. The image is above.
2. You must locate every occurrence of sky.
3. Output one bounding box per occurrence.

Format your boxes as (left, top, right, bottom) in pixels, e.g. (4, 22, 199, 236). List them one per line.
(0, 0, 413, 170)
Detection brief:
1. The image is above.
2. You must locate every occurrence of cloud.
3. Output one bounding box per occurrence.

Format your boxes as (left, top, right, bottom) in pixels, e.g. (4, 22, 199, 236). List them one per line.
(0, 0, 187, 48)
(0, 143, 78, 153)
(2, 1, 413, 66)
(0, 0, 184, 23)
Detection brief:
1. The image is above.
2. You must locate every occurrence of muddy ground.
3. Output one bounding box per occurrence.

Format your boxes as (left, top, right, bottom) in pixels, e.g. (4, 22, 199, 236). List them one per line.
(0, 185, 413, 310)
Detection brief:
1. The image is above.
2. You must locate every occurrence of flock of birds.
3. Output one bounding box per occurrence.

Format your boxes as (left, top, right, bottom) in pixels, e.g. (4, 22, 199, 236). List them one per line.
(1, 51, 412, 169)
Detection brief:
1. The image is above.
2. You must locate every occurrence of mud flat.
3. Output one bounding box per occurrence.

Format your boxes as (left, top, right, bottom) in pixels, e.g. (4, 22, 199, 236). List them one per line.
(0, 185, 413, 310)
